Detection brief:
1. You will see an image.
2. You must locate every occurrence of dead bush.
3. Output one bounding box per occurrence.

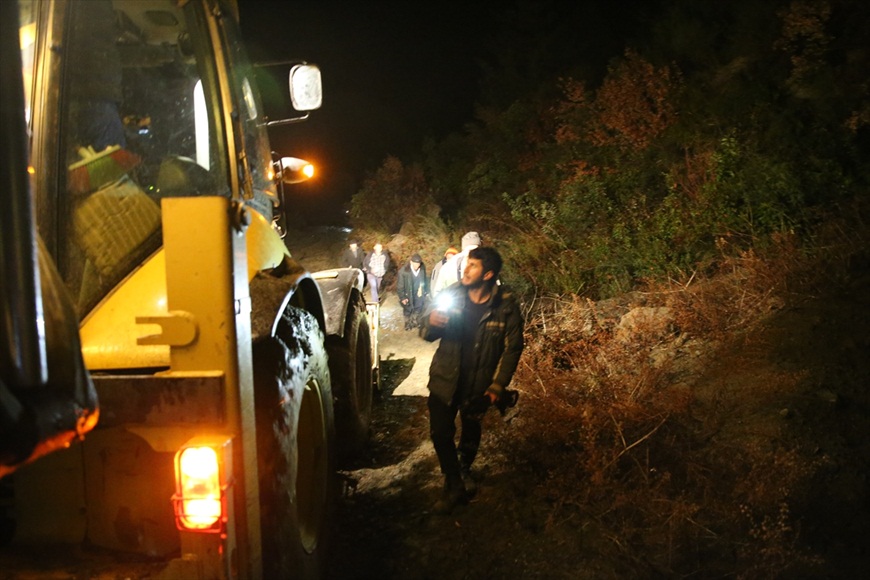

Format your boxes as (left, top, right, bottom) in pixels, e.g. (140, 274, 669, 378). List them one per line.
(495, 212, 869, 576)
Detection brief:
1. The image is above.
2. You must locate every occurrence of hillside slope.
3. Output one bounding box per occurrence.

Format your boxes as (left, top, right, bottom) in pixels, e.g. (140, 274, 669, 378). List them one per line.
(285, 227, 870, 579)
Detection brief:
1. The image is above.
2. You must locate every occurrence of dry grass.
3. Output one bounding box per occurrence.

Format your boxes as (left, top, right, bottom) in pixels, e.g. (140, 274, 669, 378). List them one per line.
(498, 202, 869, 577)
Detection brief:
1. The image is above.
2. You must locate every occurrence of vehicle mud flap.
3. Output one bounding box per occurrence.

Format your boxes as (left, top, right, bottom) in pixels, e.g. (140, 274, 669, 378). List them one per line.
(253, 306, 336, 579)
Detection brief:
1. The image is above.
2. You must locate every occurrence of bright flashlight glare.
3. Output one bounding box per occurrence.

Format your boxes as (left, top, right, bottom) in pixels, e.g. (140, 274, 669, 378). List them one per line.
(435, 293, 454, 312)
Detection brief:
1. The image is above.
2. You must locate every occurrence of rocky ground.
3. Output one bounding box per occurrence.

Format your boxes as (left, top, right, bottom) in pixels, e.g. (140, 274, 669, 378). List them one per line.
(285, 228, 870, 580)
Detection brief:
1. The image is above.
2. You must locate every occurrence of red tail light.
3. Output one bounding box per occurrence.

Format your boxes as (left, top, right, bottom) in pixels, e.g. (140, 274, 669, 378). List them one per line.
(173, 444, 225, 532)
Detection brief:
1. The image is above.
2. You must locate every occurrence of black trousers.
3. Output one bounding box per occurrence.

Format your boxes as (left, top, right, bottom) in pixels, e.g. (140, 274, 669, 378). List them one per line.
(402, 301, 424, 326)
(427, 393, 482, 479)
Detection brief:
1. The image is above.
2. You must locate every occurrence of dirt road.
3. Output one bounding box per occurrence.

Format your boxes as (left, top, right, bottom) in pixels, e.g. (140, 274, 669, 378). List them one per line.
(284, 226, 438, 397)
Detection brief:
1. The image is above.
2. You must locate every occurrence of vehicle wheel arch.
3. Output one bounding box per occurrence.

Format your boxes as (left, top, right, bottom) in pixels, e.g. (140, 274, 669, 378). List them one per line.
(250, 270, 326, 342)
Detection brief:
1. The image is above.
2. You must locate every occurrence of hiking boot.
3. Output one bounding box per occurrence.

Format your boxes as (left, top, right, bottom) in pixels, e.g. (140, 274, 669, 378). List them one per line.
(460, 468, 478, 498)
(433, 477, 467, 515)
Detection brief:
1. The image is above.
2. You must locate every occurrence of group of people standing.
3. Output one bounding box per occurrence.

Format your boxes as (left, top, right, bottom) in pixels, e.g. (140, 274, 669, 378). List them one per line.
(339, 231, 482, 331)
(339, 231, 525, 515)
(340, 239, 390, 303)
(341, 237, 429, 330)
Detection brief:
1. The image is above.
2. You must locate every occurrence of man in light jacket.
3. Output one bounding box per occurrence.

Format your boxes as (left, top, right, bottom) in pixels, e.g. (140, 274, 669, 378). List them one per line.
(363, 242, 390, 303)
(431, 231, 480, 297)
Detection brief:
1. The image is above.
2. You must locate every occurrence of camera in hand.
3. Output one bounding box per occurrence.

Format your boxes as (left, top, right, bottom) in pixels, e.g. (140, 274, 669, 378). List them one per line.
(495, 388, 519, 416)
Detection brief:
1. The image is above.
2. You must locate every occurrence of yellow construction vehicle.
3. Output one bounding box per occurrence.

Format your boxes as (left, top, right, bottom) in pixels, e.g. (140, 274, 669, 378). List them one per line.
(0, 1, 375, 578)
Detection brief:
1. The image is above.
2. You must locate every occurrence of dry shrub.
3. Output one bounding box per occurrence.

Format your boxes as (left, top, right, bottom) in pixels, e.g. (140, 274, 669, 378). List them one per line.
(661, 235, 803, 340)
(731, 445, 827, 578)
(497, 208, 870, 576)
(511, 296, 707, 573)
(386, 210, 452, 268)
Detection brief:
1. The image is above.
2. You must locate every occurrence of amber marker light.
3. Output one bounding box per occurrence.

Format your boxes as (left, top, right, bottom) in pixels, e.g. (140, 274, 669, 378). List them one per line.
(280, 156, 316, 184)
(173, 445, 224, 531)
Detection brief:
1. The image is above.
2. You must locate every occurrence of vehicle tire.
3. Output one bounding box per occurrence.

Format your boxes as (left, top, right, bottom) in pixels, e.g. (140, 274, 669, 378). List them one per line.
(253, 306, 336, 579)
(326, 291, 373, 463)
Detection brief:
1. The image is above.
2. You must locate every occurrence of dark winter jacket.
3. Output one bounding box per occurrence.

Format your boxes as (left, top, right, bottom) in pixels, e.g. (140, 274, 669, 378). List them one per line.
(397, 263, 429, 307)
(421, 282, 524, 405)
(340, 247, 365, 269)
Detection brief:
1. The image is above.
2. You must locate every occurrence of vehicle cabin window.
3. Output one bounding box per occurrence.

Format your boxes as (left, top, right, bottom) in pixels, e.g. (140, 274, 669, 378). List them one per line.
(57, 0, 225, 315)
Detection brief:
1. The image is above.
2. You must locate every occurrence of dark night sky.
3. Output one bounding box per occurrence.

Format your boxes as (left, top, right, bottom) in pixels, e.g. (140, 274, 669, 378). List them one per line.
(239, 2, 505, 225)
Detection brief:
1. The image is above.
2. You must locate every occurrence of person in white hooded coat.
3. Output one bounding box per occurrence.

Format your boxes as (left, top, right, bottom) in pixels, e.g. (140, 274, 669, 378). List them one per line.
(431, 231, 480, 297)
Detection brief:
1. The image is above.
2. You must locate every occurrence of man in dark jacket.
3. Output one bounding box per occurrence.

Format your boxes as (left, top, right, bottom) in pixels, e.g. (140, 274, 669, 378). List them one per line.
(421, 246, 524, 514)
(340, 239, 365, 269)
(397, 254, 428, 330)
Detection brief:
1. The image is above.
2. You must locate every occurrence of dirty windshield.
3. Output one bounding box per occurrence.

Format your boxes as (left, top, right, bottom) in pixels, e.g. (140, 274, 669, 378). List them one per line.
(41, 0, 228, 315)
(60, 0, 229, 313)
